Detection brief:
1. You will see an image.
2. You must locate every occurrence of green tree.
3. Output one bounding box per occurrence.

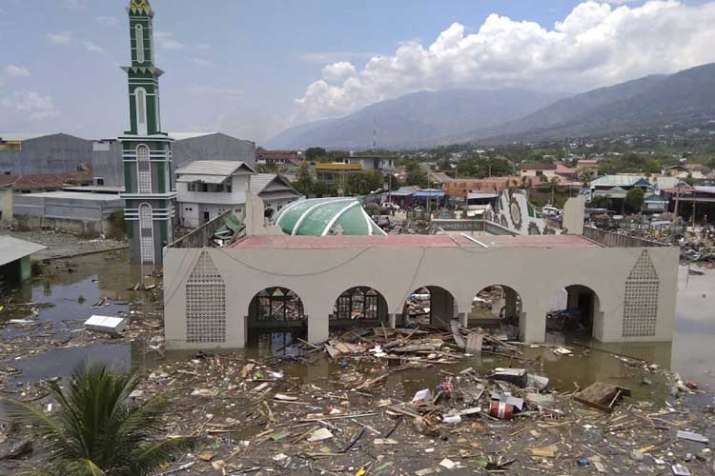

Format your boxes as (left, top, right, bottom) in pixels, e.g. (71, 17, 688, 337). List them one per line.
(625, 187, 645, 213)
(304, 147, 327, 161)
(405, 162, 428, 187)
(256, 162, 279, 173)
(3, 365, 189, 476)
(293, 162, 314, 196)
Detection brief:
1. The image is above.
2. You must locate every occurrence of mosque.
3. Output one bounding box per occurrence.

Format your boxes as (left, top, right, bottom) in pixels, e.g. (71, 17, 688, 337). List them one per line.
(115, 2, 679, 350)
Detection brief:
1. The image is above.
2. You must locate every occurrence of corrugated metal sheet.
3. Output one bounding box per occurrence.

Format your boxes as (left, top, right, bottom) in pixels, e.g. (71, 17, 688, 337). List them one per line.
(175, 160, 255, 177)
(0, 236, 45, 266)
(591, 175, 649, 188)
(176, 174, 227, 184)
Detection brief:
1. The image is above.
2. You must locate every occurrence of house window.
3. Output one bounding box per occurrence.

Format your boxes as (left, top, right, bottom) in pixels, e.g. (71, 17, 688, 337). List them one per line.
(135, 88, 147, 134)
(138, 203, 154, 264)
(136, 144, 152, 193)
(135, 25, 145, 63)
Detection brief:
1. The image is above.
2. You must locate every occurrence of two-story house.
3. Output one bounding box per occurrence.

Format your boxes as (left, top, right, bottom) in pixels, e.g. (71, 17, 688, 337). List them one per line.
(175, 160, 301, 228)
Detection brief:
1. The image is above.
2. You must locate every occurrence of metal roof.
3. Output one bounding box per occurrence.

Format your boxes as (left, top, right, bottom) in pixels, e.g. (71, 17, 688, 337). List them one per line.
(249, 173, 298, 195)
(0, 236, 46, 266)
(17, 191, 122, 201)
(176, 174, 227, 184)
(175, 160, 255, 177)
(590, 175, 650, 188)
(273, 197, 386, 236)
(695, 186, 715, 195)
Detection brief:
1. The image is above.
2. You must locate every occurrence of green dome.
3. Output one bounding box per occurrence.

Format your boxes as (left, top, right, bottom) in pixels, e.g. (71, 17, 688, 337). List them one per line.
(274, 197, 386, 236)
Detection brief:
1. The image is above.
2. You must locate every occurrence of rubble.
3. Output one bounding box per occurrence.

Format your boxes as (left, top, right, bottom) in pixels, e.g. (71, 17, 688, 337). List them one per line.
(1, 239, 714, 475)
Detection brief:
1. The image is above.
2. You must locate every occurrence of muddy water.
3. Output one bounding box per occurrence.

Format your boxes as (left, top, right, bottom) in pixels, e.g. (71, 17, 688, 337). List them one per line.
(2, 252, 714, 396)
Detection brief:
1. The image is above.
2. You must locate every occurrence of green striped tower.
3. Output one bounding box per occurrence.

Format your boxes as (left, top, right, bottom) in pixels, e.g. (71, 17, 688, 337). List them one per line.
(119, 0, 176, 266)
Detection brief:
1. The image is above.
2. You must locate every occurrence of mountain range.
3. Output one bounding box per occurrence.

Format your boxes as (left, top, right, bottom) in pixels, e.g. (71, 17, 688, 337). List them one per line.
(268, 63, 715, 149)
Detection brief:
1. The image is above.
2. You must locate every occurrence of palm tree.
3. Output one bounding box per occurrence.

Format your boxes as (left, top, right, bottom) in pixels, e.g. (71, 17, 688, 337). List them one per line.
(3, 364, 189, 475)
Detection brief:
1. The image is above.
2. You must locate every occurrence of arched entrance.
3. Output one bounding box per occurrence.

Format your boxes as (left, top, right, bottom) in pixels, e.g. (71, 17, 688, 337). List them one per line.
(469, 285, 522, 337)
(402, 286, 456, 328)
(546, 285, 601, 341)
(331, 286, 388, 330)
(247, 287, 306, 352)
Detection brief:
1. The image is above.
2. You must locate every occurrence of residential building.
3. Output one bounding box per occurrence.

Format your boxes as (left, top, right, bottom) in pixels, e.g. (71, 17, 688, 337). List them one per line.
(176, 160, 256, 228)
(443, 176, 539, 198)
(315, 162, 363, 186)
(256, 148, 301, 167)
(664, 164, 711, 180)
(343, 155, 394, 172)
(249, 173, 301, 214)
(175, 160, 300, 228)
(590, 175, 651, 199)
(576, 159, 600, 174)
(520, 162, 556, 178)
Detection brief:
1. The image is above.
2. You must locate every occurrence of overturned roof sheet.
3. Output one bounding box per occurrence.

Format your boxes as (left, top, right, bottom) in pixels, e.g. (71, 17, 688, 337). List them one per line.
(0, 236, 46, 266)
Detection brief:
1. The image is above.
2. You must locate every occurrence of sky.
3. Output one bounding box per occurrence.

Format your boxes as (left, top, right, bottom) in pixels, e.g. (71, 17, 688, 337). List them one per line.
(1, 0, 714, 145)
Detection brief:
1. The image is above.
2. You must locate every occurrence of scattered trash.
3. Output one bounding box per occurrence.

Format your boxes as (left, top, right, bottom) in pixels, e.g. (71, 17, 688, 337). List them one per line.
(672, 463, 692, 476)
(489, 400, 514, 419)
(530, 445, 558, 458)
(412, 389, 432, 403)
(574, 381, 630, 412)
(307, 428, 334, 442)
(442, 414, 462, 424)
(83, 315, 127, 336)
(676, 430, 709, 444)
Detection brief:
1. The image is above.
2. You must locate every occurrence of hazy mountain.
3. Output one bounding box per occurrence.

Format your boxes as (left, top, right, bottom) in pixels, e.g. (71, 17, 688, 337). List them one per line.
(469, 63, 715, 143)
(267, 88, 563, 150)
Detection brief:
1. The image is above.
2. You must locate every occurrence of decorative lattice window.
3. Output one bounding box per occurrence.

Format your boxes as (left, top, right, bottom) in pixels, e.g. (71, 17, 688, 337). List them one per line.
(138, 203, 154, 264)
(136, 144, 151, 193)
(622, 250, 659, 337)
(186, 251, 226, 343)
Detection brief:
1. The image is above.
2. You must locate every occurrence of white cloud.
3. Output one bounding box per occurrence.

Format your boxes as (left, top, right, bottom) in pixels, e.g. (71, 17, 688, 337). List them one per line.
(299, 51, 379, 64)
(47, 31, 73, 45)
(83, 41, 105, 54)
(296, 0, 715, 121)
(155, 31, 184, 50)
(2, 91, 59, 120)
(96, 16, 119, 27)
(4, 65, 31, 78)
(321, 62, 357, 83)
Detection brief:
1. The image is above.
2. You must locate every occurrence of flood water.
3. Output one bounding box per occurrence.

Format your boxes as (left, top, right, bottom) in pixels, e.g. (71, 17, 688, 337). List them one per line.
(1, 250, 714, 394)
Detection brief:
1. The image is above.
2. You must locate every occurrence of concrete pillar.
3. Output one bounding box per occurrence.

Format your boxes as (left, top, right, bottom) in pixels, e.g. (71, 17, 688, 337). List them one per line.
(520, 302, 547, 343)
(563, 196, 585, 235)
(308, 314, 329, 344)
(458, 311, 468, 328)
(388, 313, 397, 329)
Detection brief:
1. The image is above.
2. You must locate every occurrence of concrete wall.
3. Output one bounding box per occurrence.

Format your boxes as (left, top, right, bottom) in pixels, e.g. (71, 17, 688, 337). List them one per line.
(0, 188, 12, 223)
(172, 134, 256, 170)
(13, 193, 123, 235)
(164, 243, 679, 350)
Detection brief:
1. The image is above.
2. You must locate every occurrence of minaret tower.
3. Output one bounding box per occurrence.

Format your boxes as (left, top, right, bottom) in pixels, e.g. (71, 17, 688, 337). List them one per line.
(119, 0, 175, 266)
